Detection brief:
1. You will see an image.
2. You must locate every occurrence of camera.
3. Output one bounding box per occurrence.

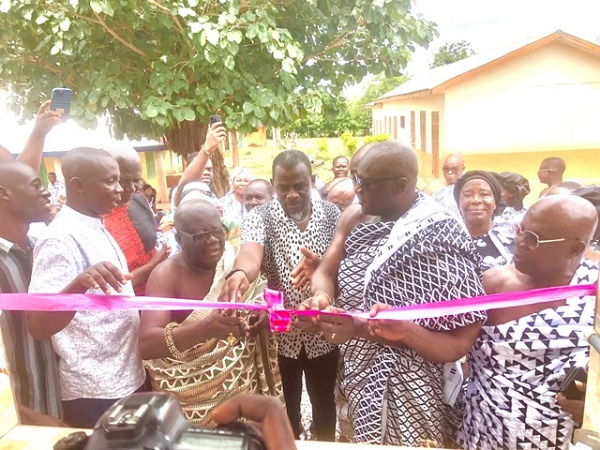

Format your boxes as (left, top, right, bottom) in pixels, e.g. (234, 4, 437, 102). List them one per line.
(54, 392, 265, 450)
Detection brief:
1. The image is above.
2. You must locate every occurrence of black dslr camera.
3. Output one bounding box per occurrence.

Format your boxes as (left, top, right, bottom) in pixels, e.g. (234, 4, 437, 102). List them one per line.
(54, 392, 265, 450)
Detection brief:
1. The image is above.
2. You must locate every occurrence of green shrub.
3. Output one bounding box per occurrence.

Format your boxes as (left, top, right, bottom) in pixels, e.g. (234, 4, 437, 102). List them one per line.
(341, 131, 357, 154)
(363, 133, 391, 143)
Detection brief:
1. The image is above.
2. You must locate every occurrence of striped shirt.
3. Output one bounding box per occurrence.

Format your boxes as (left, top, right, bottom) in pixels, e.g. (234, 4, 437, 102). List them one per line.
(0, 236, 62, 418)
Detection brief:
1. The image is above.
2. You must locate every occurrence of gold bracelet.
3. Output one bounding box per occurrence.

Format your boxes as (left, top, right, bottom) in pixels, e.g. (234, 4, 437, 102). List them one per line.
(164, 322, 187, 360)
(313, 291, 332, 305)
(201, 145, 213, 156)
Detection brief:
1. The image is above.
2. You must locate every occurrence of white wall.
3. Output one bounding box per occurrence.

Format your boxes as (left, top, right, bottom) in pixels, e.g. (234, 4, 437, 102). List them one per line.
(444, 41, 600, 154)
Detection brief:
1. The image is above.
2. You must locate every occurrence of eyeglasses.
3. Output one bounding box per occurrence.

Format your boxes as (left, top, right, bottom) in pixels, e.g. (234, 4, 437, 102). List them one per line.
(537, 169, 553, 173)
(442, 166, 463, 174)
(513, 223, 584, 249)
(352, 173, 405, 190)
(177, 226, 227, 243)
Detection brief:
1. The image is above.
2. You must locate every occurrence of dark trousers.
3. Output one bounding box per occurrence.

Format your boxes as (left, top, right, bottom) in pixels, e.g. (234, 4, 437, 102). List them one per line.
(62, 376, 151, 428)
(278, 347, 338, 441)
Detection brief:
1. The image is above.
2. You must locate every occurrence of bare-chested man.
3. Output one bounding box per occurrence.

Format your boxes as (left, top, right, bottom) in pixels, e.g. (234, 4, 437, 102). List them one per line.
(322, 155, 350, 196)
(139, 199, 281, 425)
(459, 195, 598, 449)
(327, 177, 355, 211)
(537, 156, 566, 198)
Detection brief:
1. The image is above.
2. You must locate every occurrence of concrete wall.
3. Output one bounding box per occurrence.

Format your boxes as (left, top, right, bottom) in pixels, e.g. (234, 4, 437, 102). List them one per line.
(372, 40, 600, 183)
(371, 95, 445, 177)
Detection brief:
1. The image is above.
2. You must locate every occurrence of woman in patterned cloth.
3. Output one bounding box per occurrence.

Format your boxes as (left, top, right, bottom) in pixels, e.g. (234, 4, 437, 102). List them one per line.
(218, 168, 253, 252)
(460, 195, 599, 450)
(454, 170, 515, 271)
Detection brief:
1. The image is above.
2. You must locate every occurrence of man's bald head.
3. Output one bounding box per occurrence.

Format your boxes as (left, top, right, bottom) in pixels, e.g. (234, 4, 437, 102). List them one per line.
(244, 179, 273, 212)
(61, 147, 123, 217)
(103, 142, 140, 167)
(442, 154, 465, 185)
(350, 142, 376, 173)
(174, 199, 225, 269)
(174, 198, 221, 232)
(0, 159, 51, 224)
(360, 141, 418, 185)
(62, 147, 116, 180)
(0, 159, 36, 188)
(355, 141, 418, 220)
(527, 195, 597, 244)
(103, 143, 142, 206)
(515, 195, 597, 277)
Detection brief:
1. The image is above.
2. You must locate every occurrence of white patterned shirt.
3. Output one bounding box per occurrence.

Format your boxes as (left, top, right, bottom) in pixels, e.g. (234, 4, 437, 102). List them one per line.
(47, 180, 65, 205)
(29, 205, 145, 401)
(242, 197, 340, 359)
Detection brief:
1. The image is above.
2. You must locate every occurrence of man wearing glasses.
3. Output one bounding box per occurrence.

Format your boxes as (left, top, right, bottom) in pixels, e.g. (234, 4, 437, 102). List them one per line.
(460, 194, 598, 449)
(139, 198, 282, 425)
(303, 141, 486, 446)
(432, 153, 465, 215)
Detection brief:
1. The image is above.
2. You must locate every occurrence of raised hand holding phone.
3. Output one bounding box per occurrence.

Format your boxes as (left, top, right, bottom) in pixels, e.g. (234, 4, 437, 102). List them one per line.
(50, 87, 73, 122)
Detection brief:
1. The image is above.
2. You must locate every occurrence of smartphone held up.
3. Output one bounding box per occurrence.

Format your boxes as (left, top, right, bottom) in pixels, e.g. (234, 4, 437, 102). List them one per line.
(50, 87, 73, 122)
(209, 114, 222, 126)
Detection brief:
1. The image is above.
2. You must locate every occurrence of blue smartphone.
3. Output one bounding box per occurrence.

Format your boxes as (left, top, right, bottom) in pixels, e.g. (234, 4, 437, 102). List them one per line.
(50, 87, 73, 122)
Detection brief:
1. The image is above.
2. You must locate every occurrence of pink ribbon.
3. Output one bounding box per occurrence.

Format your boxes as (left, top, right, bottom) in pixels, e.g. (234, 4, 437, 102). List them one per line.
(0, 284, 596, 333)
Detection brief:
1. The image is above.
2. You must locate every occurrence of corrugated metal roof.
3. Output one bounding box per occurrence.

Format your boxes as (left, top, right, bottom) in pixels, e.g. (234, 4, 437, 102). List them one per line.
(371, 30, 600, 105)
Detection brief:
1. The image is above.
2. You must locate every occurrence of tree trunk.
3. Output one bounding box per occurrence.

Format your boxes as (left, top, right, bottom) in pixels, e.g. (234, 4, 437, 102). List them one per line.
(230, 130, 239, 167)
(163, 119, 230, 198)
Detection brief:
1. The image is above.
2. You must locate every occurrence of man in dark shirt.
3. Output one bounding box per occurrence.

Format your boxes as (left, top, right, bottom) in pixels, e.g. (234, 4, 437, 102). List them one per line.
(0, 159, 62, 423)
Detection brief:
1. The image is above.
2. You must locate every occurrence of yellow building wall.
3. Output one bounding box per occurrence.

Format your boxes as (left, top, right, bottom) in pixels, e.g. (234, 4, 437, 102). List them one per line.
(444, 41, 600, 155)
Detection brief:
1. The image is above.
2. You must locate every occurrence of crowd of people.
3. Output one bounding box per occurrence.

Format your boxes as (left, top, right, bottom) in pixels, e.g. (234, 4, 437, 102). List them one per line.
(0, 106, 599, 450)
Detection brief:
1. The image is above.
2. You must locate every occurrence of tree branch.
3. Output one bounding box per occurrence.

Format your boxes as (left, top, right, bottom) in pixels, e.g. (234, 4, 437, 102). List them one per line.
(93, 12, 147, 58)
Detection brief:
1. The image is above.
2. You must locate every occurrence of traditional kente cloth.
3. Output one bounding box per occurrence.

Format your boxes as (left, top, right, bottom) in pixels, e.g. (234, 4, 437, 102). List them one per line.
(460, 259, 599, 450)
(143, 246, 282, 425)
(334, 221, 395, 442)
(345, 192, 487, 447)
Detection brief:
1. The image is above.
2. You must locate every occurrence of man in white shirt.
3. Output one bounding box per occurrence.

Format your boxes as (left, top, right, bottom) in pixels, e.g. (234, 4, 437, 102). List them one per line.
(27, 147, 146, 428)
(46, 171, 65, 205)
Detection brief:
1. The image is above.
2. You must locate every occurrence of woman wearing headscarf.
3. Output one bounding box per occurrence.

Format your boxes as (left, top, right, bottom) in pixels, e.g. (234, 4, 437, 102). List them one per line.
(496, 171, 530, 225)
(454, 170, 514, 272)
(218, 167, 252, 251)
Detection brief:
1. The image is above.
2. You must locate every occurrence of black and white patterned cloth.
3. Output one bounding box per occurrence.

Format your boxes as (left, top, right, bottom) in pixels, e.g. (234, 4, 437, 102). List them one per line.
(335, 221, 394, 441)
(338, 192, 487, 446)
(471, 222, 515, 272)
(460, 259, 599, 450)
(241, 196, 340, 359)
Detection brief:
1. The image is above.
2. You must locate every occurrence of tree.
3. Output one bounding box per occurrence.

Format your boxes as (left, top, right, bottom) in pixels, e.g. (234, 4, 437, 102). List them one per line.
(430, 40, 475, 68)
(348, 73, 408, 134)
(0, 0, 436, 195)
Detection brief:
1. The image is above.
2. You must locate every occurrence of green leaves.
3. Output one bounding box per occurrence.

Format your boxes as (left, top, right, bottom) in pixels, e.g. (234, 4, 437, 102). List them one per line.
(89, 0, 114, 16)
(0, 0, 435, 141)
